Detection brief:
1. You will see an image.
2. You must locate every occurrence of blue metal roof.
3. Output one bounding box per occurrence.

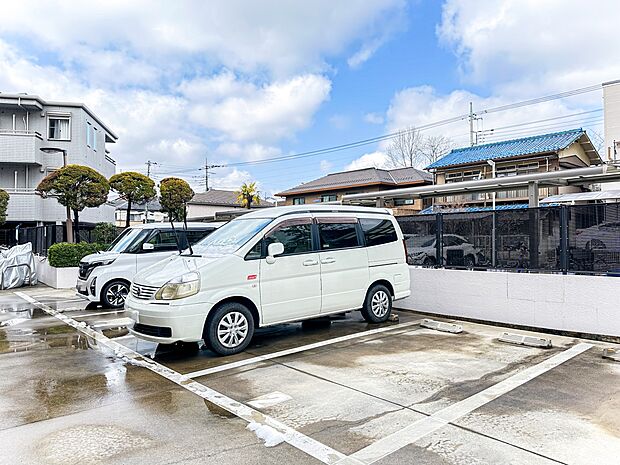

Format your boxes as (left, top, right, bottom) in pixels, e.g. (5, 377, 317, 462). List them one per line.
(426, 128, 585, 170)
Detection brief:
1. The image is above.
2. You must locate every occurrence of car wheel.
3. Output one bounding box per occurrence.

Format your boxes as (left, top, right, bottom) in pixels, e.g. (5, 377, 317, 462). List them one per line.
(423, 257, 435, 267)
(361, 284, 392, 324)
(464, 255, 475, 268)
(204, 302, 255, 356)
(101, 280, 129, 308)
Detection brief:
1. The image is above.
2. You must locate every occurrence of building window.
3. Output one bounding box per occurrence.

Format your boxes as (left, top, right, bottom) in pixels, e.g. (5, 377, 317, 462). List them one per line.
(48, 116, 71, 141)
(86, 122, 91, 147)
(320, 194, 337, 203)
(93, 128, 97, 151)
(293, 197, 305, 205)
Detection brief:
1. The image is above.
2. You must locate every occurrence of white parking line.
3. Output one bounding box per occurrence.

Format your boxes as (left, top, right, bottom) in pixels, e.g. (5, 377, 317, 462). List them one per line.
(184, 320, 422, 379)
(73, 310, 126, 319)
(15, 291, 346, 464)
(336, 342, 593, 465)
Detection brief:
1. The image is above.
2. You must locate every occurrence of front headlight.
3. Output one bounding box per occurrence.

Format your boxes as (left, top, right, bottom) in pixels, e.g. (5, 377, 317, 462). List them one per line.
(155, 272, 200, 300)
(95, 258, 116, 266)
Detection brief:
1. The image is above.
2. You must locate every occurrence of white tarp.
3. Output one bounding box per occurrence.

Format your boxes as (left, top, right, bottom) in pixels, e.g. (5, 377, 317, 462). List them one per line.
(0, 243, 37, 289)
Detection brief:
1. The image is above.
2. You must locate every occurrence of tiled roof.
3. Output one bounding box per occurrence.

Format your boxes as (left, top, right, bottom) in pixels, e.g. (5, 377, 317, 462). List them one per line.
(188, 189, 272, 208)
(277, 167, 432, 196)
(426, 128, 586, 170)
(114, 198, 163, 211)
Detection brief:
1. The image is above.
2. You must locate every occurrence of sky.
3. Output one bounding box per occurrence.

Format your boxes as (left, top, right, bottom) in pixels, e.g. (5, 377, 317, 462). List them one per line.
(1, 0, 619, 198)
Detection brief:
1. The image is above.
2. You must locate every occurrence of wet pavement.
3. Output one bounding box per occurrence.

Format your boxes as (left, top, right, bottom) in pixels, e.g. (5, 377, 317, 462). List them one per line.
(1, 285, 619, 465)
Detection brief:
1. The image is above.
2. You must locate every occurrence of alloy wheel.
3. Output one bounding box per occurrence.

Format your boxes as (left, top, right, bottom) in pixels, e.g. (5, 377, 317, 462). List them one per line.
(217, 311, 249, 348)
(105, 283, 128, 307)
(371, 290, 390, 318)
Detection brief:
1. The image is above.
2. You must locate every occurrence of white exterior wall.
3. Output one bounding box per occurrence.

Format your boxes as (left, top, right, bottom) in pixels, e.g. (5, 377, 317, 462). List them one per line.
(603, 80, 620, 190)
(186, 204, 246, 219)
(397, 267, 620, 337)
(0, 101, 116, 224)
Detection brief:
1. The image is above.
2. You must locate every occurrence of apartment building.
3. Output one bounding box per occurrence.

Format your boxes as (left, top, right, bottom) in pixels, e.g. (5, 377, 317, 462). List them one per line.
(0, 93, 117, 227)
(276, 167, 433, 215)
(426, 128, 602, 208)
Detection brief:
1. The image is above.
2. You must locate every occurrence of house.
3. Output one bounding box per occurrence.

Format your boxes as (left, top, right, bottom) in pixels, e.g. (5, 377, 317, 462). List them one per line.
(276, 167, 433, 214)
(425, 128, 602, 208)
(113, 198, 168, 226)
(186, 189, 271, 220)
(0, 92, 117, 228)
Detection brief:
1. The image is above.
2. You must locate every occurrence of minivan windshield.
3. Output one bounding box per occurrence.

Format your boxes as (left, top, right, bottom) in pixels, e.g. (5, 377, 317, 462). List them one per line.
(193, 218, 272, 255)
(107, 228, 152, 253)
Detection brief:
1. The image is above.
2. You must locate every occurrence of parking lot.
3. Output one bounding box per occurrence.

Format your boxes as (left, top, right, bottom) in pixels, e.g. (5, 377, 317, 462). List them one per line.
(1, 286, 620, 465)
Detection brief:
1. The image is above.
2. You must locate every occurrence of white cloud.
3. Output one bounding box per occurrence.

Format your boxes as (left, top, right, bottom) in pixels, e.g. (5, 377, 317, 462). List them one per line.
(0, 0, 405, 77)
(364, 112, 384, 125)
(383, 84, 601, 150)
(320, 159, 333, 173)
(437, 0, 620, 96)
(345, 151, 390, 171)
(214, 142, 281, 162)
(210, 168, 255, 191)
(185, 74, 331, 143)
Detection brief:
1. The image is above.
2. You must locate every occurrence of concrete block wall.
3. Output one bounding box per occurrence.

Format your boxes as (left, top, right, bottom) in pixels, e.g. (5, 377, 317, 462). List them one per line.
(397, 267, 620, 337)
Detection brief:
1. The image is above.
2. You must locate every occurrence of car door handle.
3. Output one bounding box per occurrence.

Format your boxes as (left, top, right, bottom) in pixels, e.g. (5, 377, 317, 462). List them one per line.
(321, 257, 336, 264)
(303, 259, 319, 266)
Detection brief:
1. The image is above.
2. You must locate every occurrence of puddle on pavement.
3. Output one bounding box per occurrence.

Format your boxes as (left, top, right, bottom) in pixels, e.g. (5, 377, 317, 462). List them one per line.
(37, 424, 153, 464)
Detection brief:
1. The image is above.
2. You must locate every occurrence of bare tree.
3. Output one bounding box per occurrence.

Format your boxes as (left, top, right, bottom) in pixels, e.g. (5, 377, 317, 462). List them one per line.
(419, 135, 453, 168)
(386, 128, 453, 169)
(588, 129, 606, 157)
(385, 127, 424, 168)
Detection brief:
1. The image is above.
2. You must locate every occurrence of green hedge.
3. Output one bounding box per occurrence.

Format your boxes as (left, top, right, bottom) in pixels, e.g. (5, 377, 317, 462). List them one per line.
(48, 242, 106, 268)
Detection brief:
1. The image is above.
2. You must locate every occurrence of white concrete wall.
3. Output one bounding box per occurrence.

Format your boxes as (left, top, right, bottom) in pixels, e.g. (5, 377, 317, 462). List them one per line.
(396, 267, 620, 337)
(37, 257, 78, 289)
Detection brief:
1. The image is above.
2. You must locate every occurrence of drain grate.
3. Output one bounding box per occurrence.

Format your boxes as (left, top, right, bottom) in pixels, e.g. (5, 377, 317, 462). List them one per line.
(498, 332, 552, 348)
(420, 318, 463, 334)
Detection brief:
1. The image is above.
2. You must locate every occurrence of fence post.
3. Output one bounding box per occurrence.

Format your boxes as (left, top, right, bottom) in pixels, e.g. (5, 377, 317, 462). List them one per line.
(560, 205, 569, 274)
(436, 213, 443, 267)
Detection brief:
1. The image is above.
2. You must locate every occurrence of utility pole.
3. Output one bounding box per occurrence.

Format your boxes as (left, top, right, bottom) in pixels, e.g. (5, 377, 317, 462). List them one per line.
(468, 102, 483, 146)
(203, 156, 225, 192)
(144, 160, 157, 224)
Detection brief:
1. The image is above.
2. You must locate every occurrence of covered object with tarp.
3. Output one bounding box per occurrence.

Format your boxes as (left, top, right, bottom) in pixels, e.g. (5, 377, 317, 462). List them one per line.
(0, 243, 37, 289)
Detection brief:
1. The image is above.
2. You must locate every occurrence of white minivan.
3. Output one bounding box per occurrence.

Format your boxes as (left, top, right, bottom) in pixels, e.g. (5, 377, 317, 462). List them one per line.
(76, 222, 223, 308)
(125, 205, 411, 355)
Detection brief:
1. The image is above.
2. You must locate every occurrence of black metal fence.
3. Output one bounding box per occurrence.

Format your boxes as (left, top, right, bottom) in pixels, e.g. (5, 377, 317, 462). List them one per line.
(397, 202, 620, 275)
(0, 224, 119, 256)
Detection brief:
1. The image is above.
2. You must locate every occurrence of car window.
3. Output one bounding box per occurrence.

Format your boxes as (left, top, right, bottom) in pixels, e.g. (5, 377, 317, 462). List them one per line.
(444, 236, 457, 246)
(317, 218, 359, 250)
(145, 230, 179, 251)
(264, 218, 313, 255)
(360, 218, 397, 247)
(186, 228, 214, 245)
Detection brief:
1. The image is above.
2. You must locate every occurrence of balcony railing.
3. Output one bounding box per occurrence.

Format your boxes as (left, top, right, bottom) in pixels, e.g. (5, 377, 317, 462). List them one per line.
(0, 130, 43, 165)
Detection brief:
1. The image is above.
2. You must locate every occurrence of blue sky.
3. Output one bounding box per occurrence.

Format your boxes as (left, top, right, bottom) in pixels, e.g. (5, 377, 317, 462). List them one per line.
(0, 0, 618, 197)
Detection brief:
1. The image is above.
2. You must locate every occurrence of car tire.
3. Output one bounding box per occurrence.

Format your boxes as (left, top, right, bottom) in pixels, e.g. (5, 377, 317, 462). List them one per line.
(464, 255, 475, 268)
(204, 302, 255, 356)
(361, 284, 392, 324)
(101, 280, 129, 308)
(423, 257, 435, 267)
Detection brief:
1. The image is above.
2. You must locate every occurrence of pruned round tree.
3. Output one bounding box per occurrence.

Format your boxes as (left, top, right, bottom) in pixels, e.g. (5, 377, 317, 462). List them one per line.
(159, 177, 194, 222)
(36, 165, 110, 242)
(109, 172, 156, 227)
(0, 189, 9, 225)
(236, 182, 260, 209)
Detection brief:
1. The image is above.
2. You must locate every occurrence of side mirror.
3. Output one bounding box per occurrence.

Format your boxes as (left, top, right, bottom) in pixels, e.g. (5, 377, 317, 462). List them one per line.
(266, 242, 284, 264)
(142, 243, 155, 251)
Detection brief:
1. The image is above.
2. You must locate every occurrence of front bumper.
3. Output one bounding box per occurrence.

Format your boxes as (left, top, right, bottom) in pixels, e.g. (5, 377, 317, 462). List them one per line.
(125, 295, 211, 343)
(76, 277, 98, 302)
